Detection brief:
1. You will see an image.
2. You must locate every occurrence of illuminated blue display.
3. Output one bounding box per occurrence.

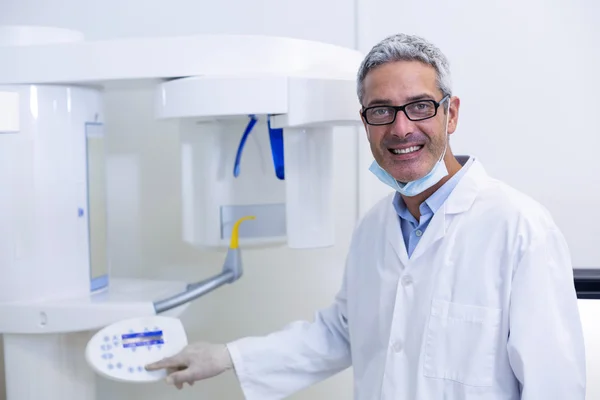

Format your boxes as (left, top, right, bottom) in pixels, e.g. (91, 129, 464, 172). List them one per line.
(121, 330, 164, 348)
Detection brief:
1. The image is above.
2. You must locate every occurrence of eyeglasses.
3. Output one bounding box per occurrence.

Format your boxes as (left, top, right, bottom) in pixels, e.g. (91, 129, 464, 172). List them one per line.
(361, 95, 450, 126)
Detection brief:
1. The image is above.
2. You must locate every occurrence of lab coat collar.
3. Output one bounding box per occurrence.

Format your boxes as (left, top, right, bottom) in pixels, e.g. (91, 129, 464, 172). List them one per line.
(444, 156, 485, 215)
(386, 156, 486, 264)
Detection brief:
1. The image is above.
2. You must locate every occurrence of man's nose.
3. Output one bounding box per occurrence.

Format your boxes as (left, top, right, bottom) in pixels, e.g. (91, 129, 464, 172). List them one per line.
(390, 110, 415, 138)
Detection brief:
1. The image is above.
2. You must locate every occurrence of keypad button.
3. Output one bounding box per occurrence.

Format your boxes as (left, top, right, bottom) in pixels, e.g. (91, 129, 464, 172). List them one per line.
(116, 363, 122, 369)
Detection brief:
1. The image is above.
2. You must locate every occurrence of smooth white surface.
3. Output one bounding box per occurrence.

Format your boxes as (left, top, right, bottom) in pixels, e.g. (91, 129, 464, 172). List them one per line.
(227, 159, 586, 399)
(156, 75, 363, 127)
(86, 316, 188, 383)
(0, 25, 84, 46)
(0, 84, 101, 303)
(579, 299, 600, 399)
(0, 34, 363, 87)
(3, 332, 96, 400)
(284, 127, 334, 248)
(156, 75, 288, 119)
(0, 278, 189, 334)
(0, 91, 19, 132)
(270, 77, 362, 128)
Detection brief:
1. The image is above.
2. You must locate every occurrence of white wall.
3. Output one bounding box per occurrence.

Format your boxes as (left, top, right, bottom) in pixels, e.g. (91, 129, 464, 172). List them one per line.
(0, 1, 358, 399)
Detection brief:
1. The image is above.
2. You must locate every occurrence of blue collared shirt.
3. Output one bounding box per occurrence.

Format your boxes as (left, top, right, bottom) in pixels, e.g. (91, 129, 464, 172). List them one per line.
(393, 156, 474, 257)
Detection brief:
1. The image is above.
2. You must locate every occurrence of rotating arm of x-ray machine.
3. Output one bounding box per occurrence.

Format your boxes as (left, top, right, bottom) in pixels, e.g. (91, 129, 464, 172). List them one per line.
(153, 216, 254, 314)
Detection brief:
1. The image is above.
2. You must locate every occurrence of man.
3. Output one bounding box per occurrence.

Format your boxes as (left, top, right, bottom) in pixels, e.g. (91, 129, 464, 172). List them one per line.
(146, 33, 587, 399)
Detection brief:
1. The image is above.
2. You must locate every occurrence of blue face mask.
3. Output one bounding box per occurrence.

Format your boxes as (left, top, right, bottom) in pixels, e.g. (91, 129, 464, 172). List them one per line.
(368, 104, 450, 197)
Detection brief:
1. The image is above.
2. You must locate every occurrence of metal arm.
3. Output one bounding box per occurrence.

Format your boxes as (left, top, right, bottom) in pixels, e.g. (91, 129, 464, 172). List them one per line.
(153, 216, 253, 314)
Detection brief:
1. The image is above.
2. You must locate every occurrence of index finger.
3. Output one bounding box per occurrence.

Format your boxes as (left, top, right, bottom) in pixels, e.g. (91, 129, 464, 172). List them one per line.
(145, 355, 182, 371)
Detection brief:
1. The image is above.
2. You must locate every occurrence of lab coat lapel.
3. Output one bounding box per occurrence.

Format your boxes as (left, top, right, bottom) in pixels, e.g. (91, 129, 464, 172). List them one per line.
(409, 159, 485, 262)
(386, 205, 410, 267)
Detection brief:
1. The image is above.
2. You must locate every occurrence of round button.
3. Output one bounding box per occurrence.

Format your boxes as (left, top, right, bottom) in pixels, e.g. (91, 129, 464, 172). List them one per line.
(401, 275, 413, 286)
(415, 230, 423, 237)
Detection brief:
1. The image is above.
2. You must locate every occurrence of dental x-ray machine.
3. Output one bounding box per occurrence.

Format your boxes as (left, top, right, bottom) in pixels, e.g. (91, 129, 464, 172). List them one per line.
(0, 25, 364, 400)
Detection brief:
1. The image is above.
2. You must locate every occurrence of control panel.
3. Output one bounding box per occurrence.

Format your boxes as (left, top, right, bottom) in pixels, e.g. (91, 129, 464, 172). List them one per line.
(85, 316, 188, 383)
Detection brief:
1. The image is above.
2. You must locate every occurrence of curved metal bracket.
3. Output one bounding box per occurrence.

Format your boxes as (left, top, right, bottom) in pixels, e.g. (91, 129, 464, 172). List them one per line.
(153, 216, 253, 314)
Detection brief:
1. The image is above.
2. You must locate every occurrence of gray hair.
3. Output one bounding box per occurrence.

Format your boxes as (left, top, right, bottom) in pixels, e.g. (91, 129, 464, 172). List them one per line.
(356, 33, 452, 105)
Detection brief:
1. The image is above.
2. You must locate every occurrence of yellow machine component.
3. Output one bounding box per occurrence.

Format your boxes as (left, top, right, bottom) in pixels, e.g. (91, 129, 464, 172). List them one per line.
(229, 215, 256, 249)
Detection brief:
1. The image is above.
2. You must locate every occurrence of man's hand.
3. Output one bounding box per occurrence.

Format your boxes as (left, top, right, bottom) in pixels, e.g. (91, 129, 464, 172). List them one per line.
(145, 342, 233, 389)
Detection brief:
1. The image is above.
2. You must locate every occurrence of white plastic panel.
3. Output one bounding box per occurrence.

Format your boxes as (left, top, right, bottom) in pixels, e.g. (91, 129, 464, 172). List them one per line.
(0, 32, 363, 86)
(0, 25, 84, 47)
(0, 84, 103, 303)
(0, 278, 189, 334)
(0, 91, 19, 133)
(284, 127, 334, 248)
(271, 77, 363, 128)
(155, 75, 288, 119)
(4, 332, 95, 400)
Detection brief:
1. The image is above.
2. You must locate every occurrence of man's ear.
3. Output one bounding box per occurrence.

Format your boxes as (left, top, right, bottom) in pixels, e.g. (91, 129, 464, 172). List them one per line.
(447, 96, 460, 135)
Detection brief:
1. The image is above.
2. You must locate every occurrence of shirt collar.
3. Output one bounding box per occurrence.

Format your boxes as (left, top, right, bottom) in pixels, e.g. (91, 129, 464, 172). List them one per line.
(393, 156, 474, 221)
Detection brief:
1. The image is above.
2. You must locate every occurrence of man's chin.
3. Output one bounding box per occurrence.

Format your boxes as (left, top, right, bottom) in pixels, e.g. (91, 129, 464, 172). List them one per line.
(389, 169, 424, 184)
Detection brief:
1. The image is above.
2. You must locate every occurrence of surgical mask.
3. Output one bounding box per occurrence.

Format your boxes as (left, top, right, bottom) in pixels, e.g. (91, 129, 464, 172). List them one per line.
(368, 103, 450, 197)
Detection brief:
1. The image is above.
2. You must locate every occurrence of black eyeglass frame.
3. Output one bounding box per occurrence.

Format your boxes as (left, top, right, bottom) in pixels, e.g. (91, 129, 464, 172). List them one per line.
(361, 95, 450, 126)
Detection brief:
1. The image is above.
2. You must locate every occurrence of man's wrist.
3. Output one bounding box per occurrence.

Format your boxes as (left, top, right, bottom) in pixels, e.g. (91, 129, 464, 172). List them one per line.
(219, 343, 234, 371)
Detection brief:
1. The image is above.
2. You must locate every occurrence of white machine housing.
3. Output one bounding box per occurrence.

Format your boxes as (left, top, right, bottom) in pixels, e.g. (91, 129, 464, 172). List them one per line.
(0, 25, 364, 400)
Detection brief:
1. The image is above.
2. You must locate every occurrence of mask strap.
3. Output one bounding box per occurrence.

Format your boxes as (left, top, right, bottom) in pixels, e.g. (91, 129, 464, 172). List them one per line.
(437, 97, 451, 163)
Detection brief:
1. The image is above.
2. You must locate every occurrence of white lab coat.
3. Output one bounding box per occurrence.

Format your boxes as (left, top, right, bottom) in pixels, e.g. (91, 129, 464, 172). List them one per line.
(226, 158, 586, 399)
